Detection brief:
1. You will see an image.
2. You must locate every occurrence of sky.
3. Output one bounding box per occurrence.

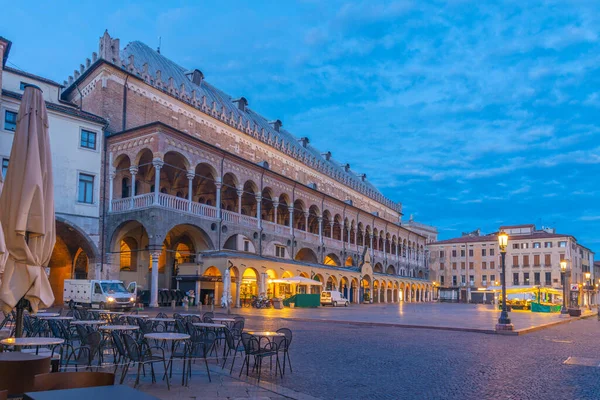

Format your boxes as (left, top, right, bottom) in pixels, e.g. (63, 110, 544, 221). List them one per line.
(2, 1, 600, 252)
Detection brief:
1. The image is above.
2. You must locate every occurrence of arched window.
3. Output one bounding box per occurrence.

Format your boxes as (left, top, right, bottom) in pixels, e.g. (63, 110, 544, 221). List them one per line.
(121, 178, 130, 198)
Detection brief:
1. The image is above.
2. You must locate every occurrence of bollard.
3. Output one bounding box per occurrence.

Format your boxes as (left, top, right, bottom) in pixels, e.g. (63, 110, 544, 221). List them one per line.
(171, 300, 176, 310)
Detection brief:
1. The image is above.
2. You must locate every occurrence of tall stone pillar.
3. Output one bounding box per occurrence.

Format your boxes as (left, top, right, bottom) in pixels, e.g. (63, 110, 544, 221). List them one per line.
(235, 277, 241, 308)
(288, 206, 294, 234)
(317, 216, 322, 241)
(330, 220, 334, 239)
(256, 194, 262, 228)
(305, 212, 310, 233)
(187, 170, 195, 211)
(129, 166, 138, 208)
(108, 169, 115, 212)
(273, 201, 279, 224)
(149, 251, 160, 308)
(237, 187, 243, 214)
(215, 181, 222, 218)
(153, 159, 163, 205)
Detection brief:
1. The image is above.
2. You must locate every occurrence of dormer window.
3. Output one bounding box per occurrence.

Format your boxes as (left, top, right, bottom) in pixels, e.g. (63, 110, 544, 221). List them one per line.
(269, 120, 282, 132)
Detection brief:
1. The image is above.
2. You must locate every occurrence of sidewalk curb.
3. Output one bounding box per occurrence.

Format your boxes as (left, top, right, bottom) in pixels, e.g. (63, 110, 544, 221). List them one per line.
(274, 312, 598, 336)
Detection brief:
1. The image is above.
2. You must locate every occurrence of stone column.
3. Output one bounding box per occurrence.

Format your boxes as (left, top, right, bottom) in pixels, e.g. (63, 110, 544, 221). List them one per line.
(370, 234, 374, 257)
(317, 216, 322, 241)
(256, 194, 262, 228)
(305, 212, 310, 232)
(237, 187, 243, 214)
(153, 159, 163, 205)
(129, 166, 138, 208)
(383, 286, 387, 303)
(149, 251, 160, 308)
(215, 181, 222, 218)
(396, 241, 399, 260)
(288, 206, 294, 234)
(235, 277, 241, 308)
(273, 201, 279, 224)
(330, 220, 334, 239)
(108, 169, 115, 212)
(187, 170, 195, 211)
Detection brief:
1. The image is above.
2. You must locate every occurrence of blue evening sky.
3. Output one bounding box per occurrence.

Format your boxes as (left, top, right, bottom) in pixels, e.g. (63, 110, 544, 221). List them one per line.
(2, 1, 599, 252)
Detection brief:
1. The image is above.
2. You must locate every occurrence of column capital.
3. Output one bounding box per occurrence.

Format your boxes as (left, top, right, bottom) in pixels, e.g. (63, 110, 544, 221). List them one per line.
(152, 158, 164, 169)
(236, 188, 244, 196)
(255, 194, 262, 201)
(273, 201, 279, 208)
(186, 170, 195, 180)
(150, 251, 161, 258)
(109, 168, 116, 179)
(129, 166, 139, 175)
(215, 181, 223, 189)
(288, 205, 295, 213)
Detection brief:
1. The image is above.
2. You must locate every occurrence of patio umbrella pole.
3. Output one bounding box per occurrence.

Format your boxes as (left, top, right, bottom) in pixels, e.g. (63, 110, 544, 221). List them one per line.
(14, 233, 31, 339)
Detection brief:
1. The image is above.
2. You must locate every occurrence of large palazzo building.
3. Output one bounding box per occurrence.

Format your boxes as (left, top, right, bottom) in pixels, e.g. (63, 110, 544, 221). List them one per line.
(428, 224, 595, 305)
(0, 32, 433, 307)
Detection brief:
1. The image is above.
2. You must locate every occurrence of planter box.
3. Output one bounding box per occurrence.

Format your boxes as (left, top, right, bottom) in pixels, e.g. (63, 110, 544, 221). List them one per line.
(568, 308, 582, 317)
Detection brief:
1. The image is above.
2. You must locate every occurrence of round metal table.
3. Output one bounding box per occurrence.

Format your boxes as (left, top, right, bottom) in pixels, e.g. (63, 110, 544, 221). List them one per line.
(144, 333, 190, 386)
(98, 324, 139, 331)
(70, 320, 107, 326)
(31, 313, 60, 318)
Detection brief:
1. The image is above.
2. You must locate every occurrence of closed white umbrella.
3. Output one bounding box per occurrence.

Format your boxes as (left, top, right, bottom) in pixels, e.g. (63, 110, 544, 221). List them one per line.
(271, 276, 323, 286)
(221, 267, 231, 314)
(0, 85, 55, 336)
(0, 174, 7, 276)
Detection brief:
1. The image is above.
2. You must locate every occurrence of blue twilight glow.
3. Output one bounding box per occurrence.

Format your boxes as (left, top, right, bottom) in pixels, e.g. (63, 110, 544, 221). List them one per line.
(2, 1, 599, 249)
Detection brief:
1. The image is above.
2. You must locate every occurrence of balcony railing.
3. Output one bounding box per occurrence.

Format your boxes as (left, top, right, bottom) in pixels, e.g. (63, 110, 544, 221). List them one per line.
(262, 220, 288, 235)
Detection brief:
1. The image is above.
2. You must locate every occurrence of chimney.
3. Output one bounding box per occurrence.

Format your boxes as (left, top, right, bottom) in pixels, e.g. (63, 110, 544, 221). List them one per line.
(360, 173, 367, 182)
(269, 119, 282, 132)
(344, 163, 351, 172)
(233, 97, 248, 112)
(321, 151, 332, 161)
(298, 137, 309, 148)
(185, 69, 204, 85)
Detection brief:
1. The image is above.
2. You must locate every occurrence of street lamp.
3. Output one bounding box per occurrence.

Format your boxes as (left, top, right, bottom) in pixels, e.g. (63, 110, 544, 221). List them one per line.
(496, 230, 512, 330)
(560, 260, 568, 314)
(585, 272, 591, 310)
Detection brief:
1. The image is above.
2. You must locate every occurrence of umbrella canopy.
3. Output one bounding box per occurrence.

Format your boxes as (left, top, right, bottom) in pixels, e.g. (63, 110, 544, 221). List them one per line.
(221, 267, 231, 308)
(0, 85, 55, 314)
(0, 174, 7, 275)
(271, 276, 323, 286)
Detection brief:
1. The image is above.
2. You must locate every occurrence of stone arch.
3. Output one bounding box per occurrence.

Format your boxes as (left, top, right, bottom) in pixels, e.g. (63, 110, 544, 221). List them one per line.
(333, 214, 343, 241)
(194, 162, 218, 206)
(277, 193, 291, 226)
(261, 187, 276, 222)
(162, 151, 191, 197)
(241, 180, 259, 217)
(293, 199, 306, 230)
(322, 209, 333, 237)
(345, 255, 354, 267)
(307, 205, 321, 234)
(312, 273, 324, 294)
(326, 275, 338, 291)
(324, 253, 341, 266)
(223, 233, 257, 253)
(241, 267, 259, 298)
(221, 172, 238, 212)
(386, 265, 396, 275)
(295, 247, 318, 264)
(357, 222, 364, 246)
(374, 262, 383, 273)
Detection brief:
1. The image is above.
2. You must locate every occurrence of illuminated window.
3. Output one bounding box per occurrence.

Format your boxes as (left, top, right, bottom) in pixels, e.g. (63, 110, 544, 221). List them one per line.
(120, 241, 131, 271)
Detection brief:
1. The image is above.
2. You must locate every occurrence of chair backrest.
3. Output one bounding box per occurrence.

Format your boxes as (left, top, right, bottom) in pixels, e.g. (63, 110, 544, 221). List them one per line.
(276, 328, 292, 348)
(33, 372, 115, 391)
(137, 318, 152, 334)
(223, 327, 236, 350)
(122, 334, 142, 362)
(231, 320, 244, 335)
(47, 320, 63, 339)
(190, 315, 201, 323)
(175, 319, 187, 334)
(75, 324, 89, 344)
(111, 330, 127, 357)
(240, 333, 260, 354)
(173, 313, 183, 320)
(156, 312, 168, 318)
(185, 321, 197, 336)
(0, 353, 51, 396)
(203, 312, 214, 319)
(202, 316, 214, 323)
(85, 331, 102, 358)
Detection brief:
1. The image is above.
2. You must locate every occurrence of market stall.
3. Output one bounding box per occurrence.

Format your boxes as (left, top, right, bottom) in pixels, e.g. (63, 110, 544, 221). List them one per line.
(271, 276, 323, 308)
(487, 285, 563, 313)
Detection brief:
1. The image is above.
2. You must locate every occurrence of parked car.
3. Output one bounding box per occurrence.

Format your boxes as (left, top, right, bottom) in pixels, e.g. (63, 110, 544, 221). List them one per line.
(320, 290, 349, 307)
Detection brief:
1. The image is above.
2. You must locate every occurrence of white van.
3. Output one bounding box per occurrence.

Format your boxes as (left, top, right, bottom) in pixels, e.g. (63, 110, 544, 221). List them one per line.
(320, 290, 349, 307)
(63, 280, 137, 310)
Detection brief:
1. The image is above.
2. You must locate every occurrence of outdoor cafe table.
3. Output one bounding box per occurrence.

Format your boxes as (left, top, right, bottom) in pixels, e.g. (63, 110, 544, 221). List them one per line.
(24, 384, 160, 400)
(144, 332, 190, 386)
(70, 320, 107, 326)
(31, 313, 59, 318)
(212, 317, 235, 327)
(99, 324, 139, 332)
(193, 322, 226, 329)
(0, 337, 64, 356)
(36, 316, 73, 321)
(126, 314, 149, 318)
(246, 331, 284, 347)
(148, 318, 175, 322)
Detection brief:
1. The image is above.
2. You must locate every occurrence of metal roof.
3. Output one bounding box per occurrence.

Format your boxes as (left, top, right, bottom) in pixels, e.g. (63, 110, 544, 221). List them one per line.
(120, 41, 391, 205)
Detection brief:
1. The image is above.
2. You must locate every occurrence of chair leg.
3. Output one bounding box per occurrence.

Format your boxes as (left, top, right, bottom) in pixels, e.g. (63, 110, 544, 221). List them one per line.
(162, 359, 171, 391)
(229, 351, 237, 375)
(135, 362, 142, 388)
(287, 351, 293, 373)
(150, 362, 156, 383)
(221, 348, 229, 370)
(257, 357, 262, 383)
(204, 357, 211, 382)
(120, 361, 130, 384)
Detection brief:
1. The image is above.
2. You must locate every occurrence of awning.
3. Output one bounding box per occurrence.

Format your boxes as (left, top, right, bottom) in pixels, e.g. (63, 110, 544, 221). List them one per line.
(270, 276, 323, 286)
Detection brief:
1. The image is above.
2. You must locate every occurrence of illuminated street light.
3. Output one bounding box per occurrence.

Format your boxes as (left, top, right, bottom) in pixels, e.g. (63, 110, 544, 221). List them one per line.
(496, 230, 512, 330)
(585, 272, 591, 310)
(560, 260, 568, 314)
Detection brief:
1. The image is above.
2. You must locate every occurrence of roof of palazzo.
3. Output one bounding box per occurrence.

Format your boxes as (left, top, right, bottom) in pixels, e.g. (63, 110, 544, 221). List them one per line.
(114, 40, 398, 211)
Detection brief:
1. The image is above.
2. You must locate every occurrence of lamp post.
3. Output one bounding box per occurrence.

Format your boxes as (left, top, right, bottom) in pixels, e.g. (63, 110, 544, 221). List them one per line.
(585, 272, 591, 310)
(560, 260, 568, 314)
(496, 230, 513, 331)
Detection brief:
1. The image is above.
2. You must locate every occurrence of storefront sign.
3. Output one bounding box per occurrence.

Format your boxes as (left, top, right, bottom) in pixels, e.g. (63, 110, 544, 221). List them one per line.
(570, 284, 579, 291)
